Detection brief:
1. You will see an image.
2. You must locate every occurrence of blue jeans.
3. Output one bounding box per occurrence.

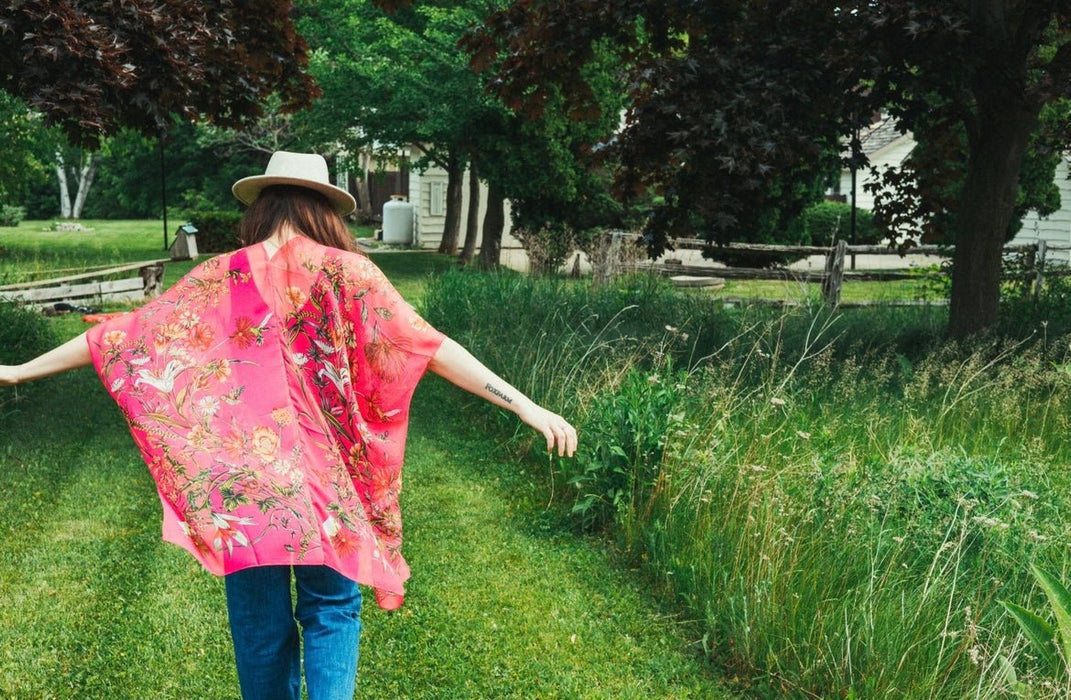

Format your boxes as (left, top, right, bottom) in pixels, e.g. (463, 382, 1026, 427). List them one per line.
(225, 565, 362, 700)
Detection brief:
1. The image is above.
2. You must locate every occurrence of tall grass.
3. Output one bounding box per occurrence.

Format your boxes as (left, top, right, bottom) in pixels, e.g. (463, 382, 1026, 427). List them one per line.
(424, 270, 1071, 698)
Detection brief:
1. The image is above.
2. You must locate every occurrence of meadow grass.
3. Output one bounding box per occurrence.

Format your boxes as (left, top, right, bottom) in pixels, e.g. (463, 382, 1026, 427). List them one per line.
(423, 270, 1071, 699)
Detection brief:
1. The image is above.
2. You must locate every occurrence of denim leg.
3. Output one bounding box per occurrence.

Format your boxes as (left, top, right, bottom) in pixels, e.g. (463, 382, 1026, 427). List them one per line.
(224, 566, 301, 700)
(294, 566, 362, 700)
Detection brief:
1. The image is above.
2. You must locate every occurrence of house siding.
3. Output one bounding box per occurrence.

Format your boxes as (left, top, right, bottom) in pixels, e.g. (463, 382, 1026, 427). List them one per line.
(837, 134, 915, 213)
(1013, 158, 1071, 264)
(409, 160, 519, 251)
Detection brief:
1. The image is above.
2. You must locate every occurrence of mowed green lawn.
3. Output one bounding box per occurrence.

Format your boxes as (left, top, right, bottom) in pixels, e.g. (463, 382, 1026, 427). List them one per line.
(0, 222, 732, 698)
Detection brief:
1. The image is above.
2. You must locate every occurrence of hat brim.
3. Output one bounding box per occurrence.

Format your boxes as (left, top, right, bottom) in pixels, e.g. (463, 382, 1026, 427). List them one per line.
(232, 175, 357, 216)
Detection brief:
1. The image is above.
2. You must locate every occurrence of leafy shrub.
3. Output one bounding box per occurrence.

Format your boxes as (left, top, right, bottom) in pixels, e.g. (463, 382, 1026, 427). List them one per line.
(512, 224, 580, 276)
(567, 365, 687, 532)
(802, 200, 882, 246)
(0, 301, 56, 412)
(187, 210, 242, 253)
(0, 205, 26, 227)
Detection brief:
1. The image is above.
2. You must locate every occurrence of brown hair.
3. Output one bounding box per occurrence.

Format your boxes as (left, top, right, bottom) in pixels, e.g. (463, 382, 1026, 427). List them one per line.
(237, 185, 357, 253)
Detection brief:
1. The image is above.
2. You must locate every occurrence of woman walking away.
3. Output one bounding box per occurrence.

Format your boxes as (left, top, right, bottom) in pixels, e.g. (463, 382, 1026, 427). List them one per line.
(0, 151, 577, 700)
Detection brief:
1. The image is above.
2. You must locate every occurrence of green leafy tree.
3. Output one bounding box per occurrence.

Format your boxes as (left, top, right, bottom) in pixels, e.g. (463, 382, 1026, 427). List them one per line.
(462, 0, 1071, 336)
(296, 0, 497, 254)
(298, 0, 624, 268)
(81, 122, 263, 219)
(0, 93, 53, 210)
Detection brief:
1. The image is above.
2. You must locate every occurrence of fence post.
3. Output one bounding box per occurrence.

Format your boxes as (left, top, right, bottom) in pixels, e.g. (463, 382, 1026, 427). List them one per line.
(1034, 239, 1047, 302)
(822, 240, 848, 307)
(140, 262, 165, 299)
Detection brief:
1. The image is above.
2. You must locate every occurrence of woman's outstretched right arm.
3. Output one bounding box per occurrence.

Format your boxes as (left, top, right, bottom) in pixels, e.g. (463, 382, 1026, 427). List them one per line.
(0, 331, 92, 386)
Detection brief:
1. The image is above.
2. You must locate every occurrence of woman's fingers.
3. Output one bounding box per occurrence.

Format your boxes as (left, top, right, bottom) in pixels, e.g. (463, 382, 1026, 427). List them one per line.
(520, 404, 577, 458)
(543, 415, 577, 458)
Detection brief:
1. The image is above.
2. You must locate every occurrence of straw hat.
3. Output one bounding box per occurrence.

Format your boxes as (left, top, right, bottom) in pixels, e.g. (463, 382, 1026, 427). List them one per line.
(232, 151, 356, 216)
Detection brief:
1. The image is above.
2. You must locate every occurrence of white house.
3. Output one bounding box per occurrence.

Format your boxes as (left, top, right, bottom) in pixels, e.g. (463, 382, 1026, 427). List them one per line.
(832, 114, 915, 212)
(406, 153, 521, 251)
(340, 146, 521, 252)
(835, 114, 1071, 264)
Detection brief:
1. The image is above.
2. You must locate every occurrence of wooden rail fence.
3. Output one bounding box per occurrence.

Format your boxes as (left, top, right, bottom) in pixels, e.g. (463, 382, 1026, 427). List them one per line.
(0, 259, 167, 309)
(618, 232, 1071, 308)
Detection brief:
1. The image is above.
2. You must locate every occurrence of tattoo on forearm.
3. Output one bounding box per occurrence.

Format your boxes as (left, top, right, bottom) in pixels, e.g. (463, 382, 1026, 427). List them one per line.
(485, 383, 513, 404)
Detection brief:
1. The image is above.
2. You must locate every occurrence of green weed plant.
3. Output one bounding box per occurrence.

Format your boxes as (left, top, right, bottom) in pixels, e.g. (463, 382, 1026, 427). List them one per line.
(425, 270, 1071, 698)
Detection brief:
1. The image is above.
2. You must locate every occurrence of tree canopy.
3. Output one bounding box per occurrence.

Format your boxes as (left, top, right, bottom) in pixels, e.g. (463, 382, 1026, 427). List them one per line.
(464, 0, 1071, 336)
(299, 0, 623, 263)
(0, 0, 318, 146)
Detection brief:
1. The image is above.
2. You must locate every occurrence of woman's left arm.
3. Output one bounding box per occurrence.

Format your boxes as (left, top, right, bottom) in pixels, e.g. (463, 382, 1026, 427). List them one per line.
(427, 337, 578, 457)
(0, 331, 92, 386)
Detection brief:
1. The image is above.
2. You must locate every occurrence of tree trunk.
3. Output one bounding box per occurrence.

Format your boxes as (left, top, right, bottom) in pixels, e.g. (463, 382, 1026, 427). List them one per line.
(460, 157, 481, 265)
(71, 153, 98, 219)
(355, 151, 372, 219)
(478, 180, 505, 270)
(437, 151, 464, 255)
(55, 150, 72, 219)
(949, 105, 1037, 337)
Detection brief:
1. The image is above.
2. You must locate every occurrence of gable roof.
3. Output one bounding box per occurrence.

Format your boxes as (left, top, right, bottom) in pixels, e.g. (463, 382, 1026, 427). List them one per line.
(858, 115, 908, 157)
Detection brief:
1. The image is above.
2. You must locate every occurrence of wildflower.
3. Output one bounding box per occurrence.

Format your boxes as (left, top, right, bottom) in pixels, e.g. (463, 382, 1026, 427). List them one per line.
(647, 374, 661, 385)
(231, 316, 260, 349)
(796, 430, 811, 440)
(188, 424, 211, 449)
(365, 334, 406, 381)
(222, 431, 245, 459)
(971, 515, 1009, 530)
(205, 359, 231, 382)
(770, 397, 786, 407)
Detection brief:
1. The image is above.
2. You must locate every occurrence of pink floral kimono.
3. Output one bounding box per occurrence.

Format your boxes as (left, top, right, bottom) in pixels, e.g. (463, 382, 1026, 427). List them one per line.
(86, 235, 445, 609)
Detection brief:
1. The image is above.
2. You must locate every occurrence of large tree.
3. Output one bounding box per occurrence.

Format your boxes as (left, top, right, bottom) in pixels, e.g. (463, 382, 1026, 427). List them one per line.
(846, 2, 1071, 336)
(300, 0, 623, 268)
(296, 0, 497, 253)
(0, 0, 318, 145)
(464, 0, 1071, 336)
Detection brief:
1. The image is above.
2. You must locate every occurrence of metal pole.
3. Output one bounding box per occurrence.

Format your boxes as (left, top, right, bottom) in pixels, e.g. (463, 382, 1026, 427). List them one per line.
(849, 127, 858, 271)
(159, 138, 168, 251)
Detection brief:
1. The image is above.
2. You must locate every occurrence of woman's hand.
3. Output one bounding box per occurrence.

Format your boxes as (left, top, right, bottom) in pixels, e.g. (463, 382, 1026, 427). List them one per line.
(516, 402, 578, 458)
(429, 337, 578, 457)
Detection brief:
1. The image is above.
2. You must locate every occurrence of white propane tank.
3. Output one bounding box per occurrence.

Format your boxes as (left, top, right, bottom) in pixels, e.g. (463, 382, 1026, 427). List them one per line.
(382, 195, 414, 245)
